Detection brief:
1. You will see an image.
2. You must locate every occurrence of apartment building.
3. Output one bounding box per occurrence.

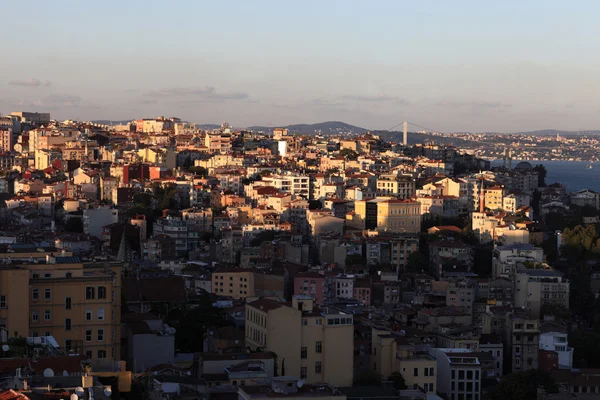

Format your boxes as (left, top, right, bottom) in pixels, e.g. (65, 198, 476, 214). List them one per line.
(245, 296, 353, 387)
(507, 314, 540, 373)
(294, 271, 328, 305)
(431, 349, 483, 400)
(0, 256, 122, 361)
(261, 174, 310, 199)
(354, 198, 421, 234)
(491, 243, 544, 279)
(514, 269, 569, 318)
(539, 323, 573, 369)
(371, 327, 437, 393)
(211, 267, 254, 300)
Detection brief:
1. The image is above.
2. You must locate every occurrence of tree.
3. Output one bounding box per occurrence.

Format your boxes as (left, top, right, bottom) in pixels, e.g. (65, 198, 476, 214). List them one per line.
(250, 230, 279, 246)
(388, 372, 407, 390)
(405, 251, 428, 273)
(353, 370, 382, 386)
(65, 218, 83, 233)
(188, 166, 208, 177)
(173, 293, 225, 352)
(339, 148, 359, 161)
(489, 370, 557, 400)
(182, 156, 193, 170)
(534, 164, 547, 187)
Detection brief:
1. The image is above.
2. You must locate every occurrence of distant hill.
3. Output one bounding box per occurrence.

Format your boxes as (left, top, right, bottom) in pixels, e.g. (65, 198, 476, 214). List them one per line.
(247, 121, 367, 135)
(514, 129, 600, 136)
(196, 124, 221, 130)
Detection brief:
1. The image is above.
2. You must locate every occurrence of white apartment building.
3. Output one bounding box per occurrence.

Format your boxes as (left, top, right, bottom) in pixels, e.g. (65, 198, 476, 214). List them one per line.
(261, 174, 310, 198)
(539, 329, 573, 369)
(430, 348, 482, 400)
(492, 243, 544, 278)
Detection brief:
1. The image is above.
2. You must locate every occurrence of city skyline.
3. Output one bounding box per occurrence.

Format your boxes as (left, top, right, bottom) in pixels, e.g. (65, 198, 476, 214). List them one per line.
(2, 0, 600, 132)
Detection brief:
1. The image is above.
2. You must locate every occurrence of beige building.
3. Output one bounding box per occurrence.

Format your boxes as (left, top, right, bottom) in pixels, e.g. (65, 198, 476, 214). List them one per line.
(245, 296, 353, 387)
(371, 327, 437, 393)
(354, 198, 421, 233)
(484, 186, 506, 211)
(0, 256, 121, 361)
(212, 267, 255, 300)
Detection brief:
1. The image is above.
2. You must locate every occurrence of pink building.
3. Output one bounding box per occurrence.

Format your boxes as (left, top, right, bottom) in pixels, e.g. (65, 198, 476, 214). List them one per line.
(294, 271, 327, 305)
(353, 280, 372, 306)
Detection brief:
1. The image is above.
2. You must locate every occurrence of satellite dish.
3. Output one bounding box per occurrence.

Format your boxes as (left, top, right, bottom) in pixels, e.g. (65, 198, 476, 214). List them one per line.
(209, 331, 214, 336)
(186, 371, 192, 376)
(2, 345, 9, 352)
(234, 340, 239, 344)
(63, 370, 69, 376)
(103, 388, 112, 397)
(70, 395, 78, 400)
(297, 380, 304, 388)
(75, 387, 85, 397)
(43, 368, 55, 377)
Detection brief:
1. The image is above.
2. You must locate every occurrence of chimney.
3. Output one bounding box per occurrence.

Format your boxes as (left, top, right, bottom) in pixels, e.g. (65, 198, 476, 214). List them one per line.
(23, 379, 27, 390)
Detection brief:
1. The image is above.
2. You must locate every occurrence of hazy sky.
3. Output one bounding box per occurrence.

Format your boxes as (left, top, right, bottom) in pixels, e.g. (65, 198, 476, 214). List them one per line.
(2, 0, 600, 132)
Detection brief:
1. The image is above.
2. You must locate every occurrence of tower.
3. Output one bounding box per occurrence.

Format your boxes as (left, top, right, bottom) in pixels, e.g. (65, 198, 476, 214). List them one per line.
(403, 121, 408, 146)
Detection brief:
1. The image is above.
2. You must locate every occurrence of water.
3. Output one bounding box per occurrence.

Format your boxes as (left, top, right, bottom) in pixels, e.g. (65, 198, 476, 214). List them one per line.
(491, 160, 600, 192)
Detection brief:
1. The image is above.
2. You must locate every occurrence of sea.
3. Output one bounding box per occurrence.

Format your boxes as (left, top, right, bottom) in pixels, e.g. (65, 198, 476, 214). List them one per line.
(491, 160, 600, 192)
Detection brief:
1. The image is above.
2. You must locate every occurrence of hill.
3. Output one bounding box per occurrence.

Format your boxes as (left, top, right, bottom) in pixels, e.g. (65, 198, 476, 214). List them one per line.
(247, 121, 367, 135)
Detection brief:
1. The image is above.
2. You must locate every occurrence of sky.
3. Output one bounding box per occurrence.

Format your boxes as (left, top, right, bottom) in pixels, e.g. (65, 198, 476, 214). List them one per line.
(1, 0, 600, 132)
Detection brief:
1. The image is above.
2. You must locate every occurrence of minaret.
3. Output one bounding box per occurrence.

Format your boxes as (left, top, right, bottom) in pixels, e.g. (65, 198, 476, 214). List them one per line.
(403, 121, 408, 146)
(479, 178, 485, 213)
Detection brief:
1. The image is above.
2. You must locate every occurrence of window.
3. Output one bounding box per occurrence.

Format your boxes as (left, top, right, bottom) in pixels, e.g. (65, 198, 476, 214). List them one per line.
(65, 297, 72, 310)
(32, 311, 39, 321)
(300, 367, 307, 379)
(467, 370, 473, 379)
(98, 286, 106, 299)
(65, 340, 73, 352)
(85, 350, 92, 359)
(45, 332, 50, 337)
(98, 329, 104, 341)
(98, 308, 105, 321)
(86, 309, 92, 321)
(414, 368, 419, 377)
(429, 367, 435, 376)
(44, 273, 51, 278)
(459, 370, 464, 379)
(315, 362, 322, 373)
(515, 346, 521, 354)
(85, 330, 92, 342)
(86, 287, 95, 300)
(97, 350, 106, 359)
(301, 346, 307, 359)
(65, 318, 72, 331)
(44, 310, 51, 321)
(33, 273, 39, 279)
(44, 289, 51, 300)
(0, 295, 5, 308)
(66, 272, 72, 278)
(302, 319, 307, 326)
(32, 289, 39, 300)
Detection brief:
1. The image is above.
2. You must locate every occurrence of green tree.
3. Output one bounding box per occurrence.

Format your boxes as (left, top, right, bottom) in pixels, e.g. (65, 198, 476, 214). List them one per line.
(250, 230, 279, 246)
(353, 370, 382, 386)
(489, 370, 557, 400)
(173, 293, 225, 352)
(182, 156, 193, 170)
(405, 251, 428, 273)
(65, 218, 83, 233)
(534, 164, 547, 187)
(388, 372, 407, 390)
(339, 148, 359, 161)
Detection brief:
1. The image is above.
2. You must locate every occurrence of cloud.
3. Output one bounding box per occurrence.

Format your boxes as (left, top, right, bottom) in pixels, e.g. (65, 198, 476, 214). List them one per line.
(143, 86, 249, 101)
(9, 78, 43, 87)
(12, 94, 81, 108)
(435, 100, 512, 109)
(341, 94, 409, 104)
